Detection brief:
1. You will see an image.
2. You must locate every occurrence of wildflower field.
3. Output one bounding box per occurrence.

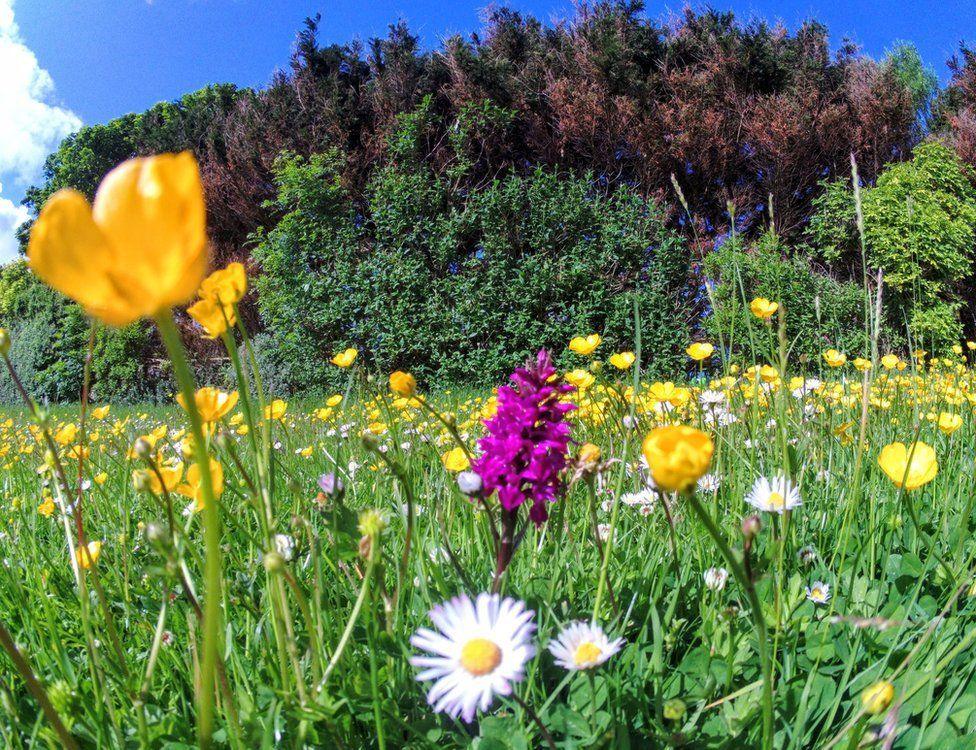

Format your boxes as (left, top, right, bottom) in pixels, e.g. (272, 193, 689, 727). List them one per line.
(2, 154, 976, 750)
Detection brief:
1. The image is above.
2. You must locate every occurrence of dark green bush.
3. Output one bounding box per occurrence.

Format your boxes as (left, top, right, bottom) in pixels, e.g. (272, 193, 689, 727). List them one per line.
(0, 261, 162, 404)
(703, 233, 880, 364)
(253, 147, 691, 392)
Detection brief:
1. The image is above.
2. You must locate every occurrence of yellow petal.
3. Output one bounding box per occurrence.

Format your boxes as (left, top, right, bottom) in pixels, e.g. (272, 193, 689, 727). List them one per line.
(93, 152, 208, 313)
(28, 190, 140, 325)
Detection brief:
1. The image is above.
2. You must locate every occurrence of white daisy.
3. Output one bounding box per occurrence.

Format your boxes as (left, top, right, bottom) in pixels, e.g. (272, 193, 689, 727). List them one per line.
(548, 622, 624, 671)
(410, 593, 536, 723)
(699, 390, 726, 406)
(744, 475, 801, 514)
(806, 581, 831, 605)
(697, 473, 721, 492)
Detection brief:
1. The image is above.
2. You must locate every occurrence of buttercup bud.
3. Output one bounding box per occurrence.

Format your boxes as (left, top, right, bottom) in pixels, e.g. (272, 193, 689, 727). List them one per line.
(0, 328, 10, 356)
(742, 514, 762, 539)
(263, 551, 285, 573)
(663, 698, 686, 721)
(133, 438, 152, 459)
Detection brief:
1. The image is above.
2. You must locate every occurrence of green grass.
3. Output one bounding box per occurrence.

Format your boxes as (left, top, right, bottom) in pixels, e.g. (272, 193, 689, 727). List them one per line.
(2, 347, 976, 749)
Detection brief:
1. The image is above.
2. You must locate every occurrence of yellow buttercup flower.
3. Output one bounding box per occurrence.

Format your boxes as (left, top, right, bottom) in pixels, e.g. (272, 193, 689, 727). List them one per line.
(38, 497, 56, 517)
(937, 412, 963, 435)
(199, 262, 247, 306)
(881, 354, 899, 370)
(331, 348, 359, 368)
(389, 371, 417, 397)
(861, 681, 894, 715)
(686, 342, 714, 361)
(28, 152, 207, 326)
(54, 423, 78, 445)
(823, 349, 846, 368)
(134, 462, 184, 495)
(441, 447, 470, 472)
(641, 425, 714, 493)
(75, 540, 103, 570)
(178, 459, 225, 512)
(608, 351, 635, 370)
(91, 405, 111, 420)
(187, 295, 235, 338)
(853, 357, 872, 372)
(878, 441, 938, 490)
(177, 387, 239, 423)
(749, 298, 778, 320)
(264, 399, 288, 421)
(565, 369, 595, 390)
(569, 334, 602, 356)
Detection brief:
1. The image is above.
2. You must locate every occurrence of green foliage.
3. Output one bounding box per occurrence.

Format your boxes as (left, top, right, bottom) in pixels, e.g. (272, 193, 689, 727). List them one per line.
(807, 142, 976, 350)
(704, 233, 873, 363)
(254, 140, 689, 392)
(883, 42, 939, 126)
(0, 262, 161, 404)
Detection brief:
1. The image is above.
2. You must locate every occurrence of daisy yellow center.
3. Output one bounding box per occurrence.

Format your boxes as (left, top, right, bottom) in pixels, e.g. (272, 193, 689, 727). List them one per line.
(573, 641, 602, 666)
(768, 491, 785, 509)
(811, 587, 823, 599)
(460, 638, 502, 676)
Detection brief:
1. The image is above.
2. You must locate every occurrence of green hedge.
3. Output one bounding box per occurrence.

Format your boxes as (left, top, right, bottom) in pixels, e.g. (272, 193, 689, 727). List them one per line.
(253, 150, 691, 391)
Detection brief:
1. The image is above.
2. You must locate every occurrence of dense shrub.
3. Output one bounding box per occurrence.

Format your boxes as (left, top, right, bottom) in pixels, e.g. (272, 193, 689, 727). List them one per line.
(253, 143, 690, 391)
(0, 262, 163, 404)
(807, 142, 976, 349)
(703, 233, 875, 365)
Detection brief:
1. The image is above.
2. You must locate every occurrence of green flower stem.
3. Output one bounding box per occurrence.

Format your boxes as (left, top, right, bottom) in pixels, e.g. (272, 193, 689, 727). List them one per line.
(155, 312, 224, 747)
(0, 621, 80, 750)
(684, 491, 773, 750)
(318, 535, 379, 691)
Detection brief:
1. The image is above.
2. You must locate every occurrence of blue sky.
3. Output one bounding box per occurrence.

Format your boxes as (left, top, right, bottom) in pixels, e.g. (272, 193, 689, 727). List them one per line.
(1, 0, 975, 260)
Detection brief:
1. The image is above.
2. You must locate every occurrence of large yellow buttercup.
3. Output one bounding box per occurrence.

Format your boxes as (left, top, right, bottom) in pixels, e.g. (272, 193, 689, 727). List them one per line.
(28, 152, 208, 326)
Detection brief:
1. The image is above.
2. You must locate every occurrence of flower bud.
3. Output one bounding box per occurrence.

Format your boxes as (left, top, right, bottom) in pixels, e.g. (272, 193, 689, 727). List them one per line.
(0, 328, 10, 356)
(663, 698, 686, 721)
(133, 438, 152, 459)
(861, 681, 894, 715)
(263, 551, 285, 573)
(741, 514, 762, 540)
(132, 469, 153, 492)
(358, 509, 387, 538)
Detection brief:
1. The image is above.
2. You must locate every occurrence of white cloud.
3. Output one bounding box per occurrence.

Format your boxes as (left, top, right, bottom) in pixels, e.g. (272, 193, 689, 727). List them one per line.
(0, 0, 81, 261)
(0, 187, 28, 261)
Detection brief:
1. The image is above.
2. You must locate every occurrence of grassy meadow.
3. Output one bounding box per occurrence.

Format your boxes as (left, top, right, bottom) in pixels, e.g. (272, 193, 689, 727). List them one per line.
(6, 149, 976, 750)
(2, 317, 976, 748)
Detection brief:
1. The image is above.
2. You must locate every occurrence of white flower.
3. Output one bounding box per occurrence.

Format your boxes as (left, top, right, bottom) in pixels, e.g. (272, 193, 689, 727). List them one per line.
(274, 534, 295, 561)
(806, 581, 831, 605)
(703, 567, 729, 591)
(622, 415, 637, 430)
(457, 471, 483, 496)
(697, 474, 721, 492)
(597, 523, 612, 542)
(410, 593, 536, 723)
(548, 622, 624, 671)
(792, 378, 821, 399)
(621, 488, 656, 508)
(699, 390, 726, 406)
(744, 475, 801, 514)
